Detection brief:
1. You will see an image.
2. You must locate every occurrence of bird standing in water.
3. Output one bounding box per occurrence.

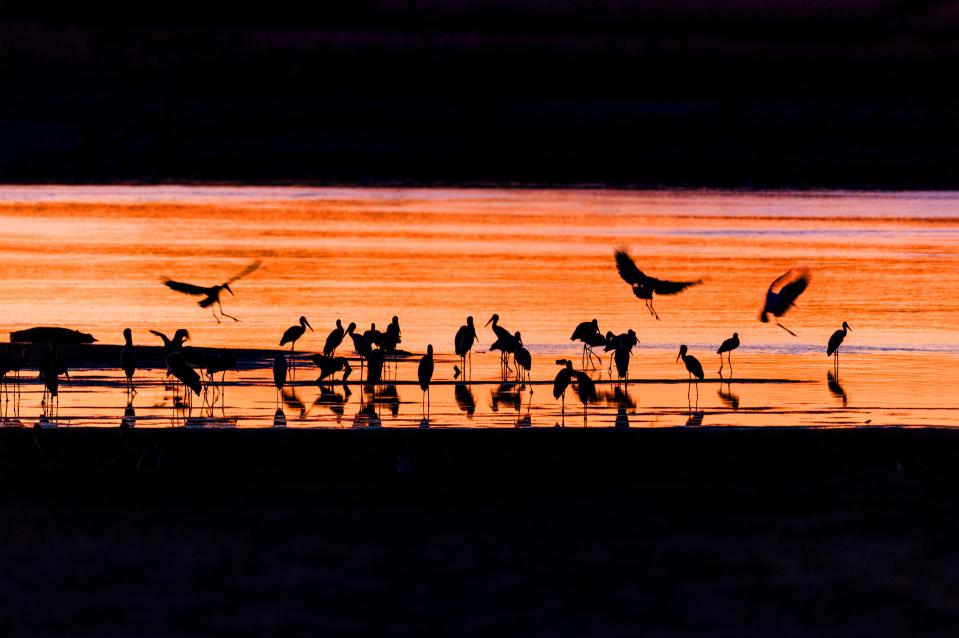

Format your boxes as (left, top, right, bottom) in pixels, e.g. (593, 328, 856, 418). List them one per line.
(121, 328, 137, 395)
(570, 319, 601, 367)
(454, 316, 479, 378)
(150, 329, 190, 357)
(280, 316, 313, 380)
(485, 314, 514, 368)
(514, 334, 532, 386)
(760, 267, 811, 336)
(614, 248, 702, 320)
(717, 333, 740, 377)
(676, 345, 705, 405)
(418, 344, 434, 418)
(323, 320, 346, 357)
(827, 322, 852, 374)
(166, 352, 202, 407)
(161, 260, 261, 323)
(383, 316, 402, 352)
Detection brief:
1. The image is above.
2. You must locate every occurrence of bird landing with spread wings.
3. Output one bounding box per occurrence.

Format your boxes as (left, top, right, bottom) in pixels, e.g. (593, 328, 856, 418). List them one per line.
(161, 261, 262, 323)
(760, 266, 811, 336)
(613, 248, 702, 320)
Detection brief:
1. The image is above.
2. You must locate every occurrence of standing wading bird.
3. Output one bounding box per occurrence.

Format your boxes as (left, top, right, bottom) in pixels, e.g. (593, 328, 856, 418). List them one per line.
(613, 336, 636, 384)
(121, 328, 137, 395)
(310, 354, 353, 386)
(38, 340, 69, 413)
(454, 316, 479, 377)
(166, 352, 202, 407)
(150, 329, 190, 357)
(490, 331, 519, 374)
(676, 345, 705, 403)
(418, 344, 434, 418)
(161, 260, 261, 323)
(485, 314, 513, 367)
(570, 319, 600, 367)
(760, 267, 811, 336)
(323, 320, 346, 357)
(552, 359, 596, 426)
(614, 247, 702, 320)
(383, 316, 402, 353)
(717, 333, 740, 376)
(514, 335, 532, 386)
(280, 316, 313, 380)
(827, 322, 852, 373)
(553, 359, 574, 425)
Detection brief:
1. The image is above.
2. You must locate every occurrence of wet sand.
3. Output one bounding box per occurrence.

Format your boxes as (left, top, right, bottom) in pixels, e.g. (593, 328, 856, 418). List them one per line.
(2, 426, 958, 637)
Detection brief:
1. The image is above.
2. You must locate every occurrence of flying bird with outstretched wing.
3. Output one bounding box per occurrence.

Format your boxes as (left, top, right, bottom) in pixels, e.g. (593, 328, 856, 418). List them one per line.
(161, 260, 262, 323)
(759, 266, 811, 336)
(613, 247, 701, 319)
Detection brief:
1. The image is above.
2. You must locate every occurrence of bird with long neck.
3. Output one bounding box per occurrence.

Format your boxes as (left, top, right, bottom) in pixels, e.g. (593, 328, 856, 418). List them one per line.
(280, 316, 313, 381)
(417, 344, 434, 418)
(717, 332, 740, 377)
(454, 316, 479, 378)
(121, 328, 137, 395)
(827, 322, 852, 374)
(323, 319, 345, 357)
(160, 260, 261, 323)
(677, 344, 705, 406)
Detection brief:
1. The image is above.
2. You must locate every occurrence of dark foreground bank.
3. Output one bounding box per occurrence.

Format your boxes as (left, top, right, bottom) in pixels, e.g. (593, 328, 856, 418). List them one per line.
(1, 427, 958, 637)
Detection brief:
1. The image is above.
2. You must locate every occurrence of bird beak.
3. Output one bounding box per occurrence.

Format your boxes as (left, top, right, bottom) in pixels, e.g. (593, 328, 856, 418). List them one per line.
(675, 353, 680, 362)
(306, 319, 314, 332)
(484, 316, 493, 327)
(847, 325, 853, 331)
(225, 284, 234, 296)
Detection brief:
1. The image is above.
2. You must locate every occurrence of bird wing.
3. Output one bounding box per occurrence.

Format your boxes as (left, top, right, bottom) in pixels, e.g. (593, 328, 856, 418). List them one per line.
(161, 278, 210, 297)
(613, 248, 647, 286)
(226, 260, 262, 285)
(649, 277, 702, 295)
(767, 267, 811, 316)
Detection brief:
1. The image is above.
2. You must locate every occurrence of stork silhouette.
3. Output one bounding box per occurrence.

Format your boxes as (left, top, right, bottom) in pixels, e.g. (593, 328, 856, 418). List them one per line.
(161, 260, 261, 322)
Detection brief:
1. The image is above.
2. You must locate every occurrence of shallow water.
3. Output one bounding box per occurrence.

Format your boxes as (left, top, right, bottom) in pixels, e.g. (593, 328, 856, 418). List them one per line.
(1, 186, 957, 428)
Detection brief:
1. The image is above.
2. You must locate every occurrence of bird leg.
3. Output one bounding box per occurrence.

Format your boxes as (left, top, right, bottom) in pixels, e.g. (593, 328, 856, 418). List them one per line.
(728, 353, 733, 377)
(218, 306, 240, 322)
(776, 322, 798, 337)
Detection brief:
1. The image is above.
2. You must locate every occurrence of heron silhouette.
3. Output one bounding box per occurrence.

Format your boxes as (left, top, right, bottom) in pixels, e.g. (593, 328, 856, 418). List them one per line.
(514, 333, 532, 386)
(120, 328, 137, 395)
(418, 344, 434, 418)
(571, 319, 601, 367)
(552, 359, 596, 426)
(827, 321, 852, 374)
(161, 260, 261, 323)
(280, 316, 313, 380)
(760, 267, 811, 336)
(614, 248, 701, 320)
(485, 314, 514, 367)
(166, 352, 202, 407)
(676, 345, 705, 405)
(717, 332, 740, 377)
(323, 319, 346, 357)
(454, 316, 479, 377)
(310, 354, 353, 385)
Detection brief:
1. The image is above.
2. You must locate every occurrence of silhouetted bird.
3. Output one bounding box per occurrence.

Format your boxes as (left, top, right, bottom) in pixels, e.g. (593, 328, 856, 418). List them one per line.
(418, 345, 434, 414)
(677, 345, 705, 382)
(454, 316, 479, 373)
(553, 359, 574, 424)
(280, 316, 313, 352)
(310, 354, 353, 384)
(121, 328, 136, 393)
(485, 314, 514, 366)
(349, 323, 371, 357)
(827, 322, 852, 369)
(205, 352, 237, 385)
(150, 329, 190, 357)
(604, 329, 638, 371)
(514, 335, 532, 385)
(614, 247, 701, 320)
(717, 333, 740, 376)
(364, 323, 384, 349)
(323, 319, 346, 357)
(760, 267, 811, 336)
(570, 319, 600, 366)
(383, 316, 402, 352)
(166, 352, 202, 398)
(490, 331, 519, 372)
(161, 260, 261, 322)
(366, 349, 385, 385)
(571, 367, 597, 426)
(38, 340, 68, 402)
(613, 341, 632, 383)
(273, 354, 287, 392)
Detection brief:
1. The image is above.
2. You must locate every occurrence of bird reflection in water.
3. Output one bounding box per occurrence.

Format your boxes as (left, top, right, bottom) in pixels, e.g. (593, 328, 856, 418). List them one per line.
(491, 382, 522, 413)
(273, 407, 287, 428)
(685, 410, 705, 427)
(281, 388, 307, 419)
(353, 402, 382, 428)
(315, 384, 351, 424)
(615, 406, 630, 429)
(827, 370, 847, 407)
(454, 382, 476, 418)
(122, 398, 137, 429)
(373, 384, 399, 418)
(717, 381, 740, 410)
